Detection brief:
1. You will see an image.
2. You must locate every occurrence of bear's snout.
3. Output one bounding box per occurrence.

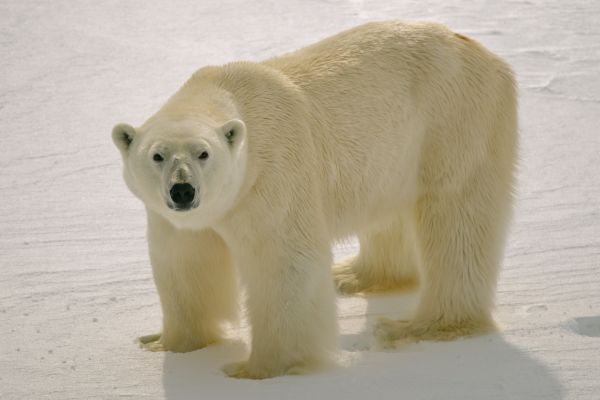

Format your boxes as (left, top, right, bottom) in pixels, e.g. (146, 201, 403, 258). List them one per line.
(169, 183, 196, 210)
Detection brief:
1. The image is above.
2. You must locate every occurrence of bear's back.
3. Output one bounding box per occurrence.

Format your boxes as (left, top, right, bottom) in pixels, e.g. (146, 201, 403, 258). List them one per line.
(262, 21, 517, 235)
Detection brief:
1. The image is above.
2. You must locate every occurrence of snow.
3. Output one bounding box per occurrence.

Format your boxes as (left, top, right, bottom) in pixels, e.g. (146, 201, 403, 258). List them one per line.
(1, 1, 599, 399)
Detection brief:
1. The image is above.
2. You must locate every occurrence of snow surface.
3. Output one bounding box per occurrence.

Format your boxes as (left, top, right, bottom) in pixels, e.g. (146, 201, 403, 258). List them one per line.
(1, 1, 599, 399)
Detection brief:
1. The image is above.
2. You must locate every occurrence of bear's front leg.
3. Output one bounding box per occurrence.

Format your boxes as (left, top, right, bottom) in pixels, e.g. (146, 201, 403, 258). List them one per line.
(221, 220, 338, 379)
(142, 211, 238, 353)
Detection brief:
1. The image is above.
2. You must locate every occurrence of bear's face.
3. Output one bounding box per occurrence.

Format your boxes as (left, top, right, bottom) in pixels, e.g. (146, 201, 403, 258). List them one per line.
(112, 117, 247, 229)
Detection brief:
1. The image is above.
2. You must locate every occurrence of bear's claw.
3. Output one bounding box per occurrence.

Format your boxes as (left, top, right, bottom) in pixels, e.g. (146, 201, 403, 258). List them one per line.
(137, 333, 166, 352)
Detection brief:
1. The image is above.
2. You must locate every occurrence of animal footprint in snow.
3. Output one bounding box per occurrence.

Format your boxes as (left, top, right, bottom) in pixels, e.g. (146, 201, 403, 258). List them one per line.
(567, 316, 600, 337)
(526, 305, 548, 313)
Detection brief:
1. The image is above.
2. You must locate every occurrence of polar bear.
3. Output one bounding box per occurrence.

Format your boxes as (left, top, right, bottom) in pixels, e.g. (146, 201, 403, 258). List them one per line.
(112, 21, 517, 379)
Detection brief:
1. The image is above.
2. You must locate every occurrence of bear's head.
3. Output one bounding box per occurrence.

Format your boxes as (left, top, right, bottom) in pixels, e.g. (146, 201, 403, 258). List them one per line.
(112, 116, 248, 229)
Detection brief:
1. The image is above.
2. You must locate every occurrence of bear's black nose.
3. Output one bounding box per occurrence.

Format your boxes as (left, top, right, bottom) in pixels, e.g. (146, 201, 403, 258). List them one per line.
(169, 183, 195, 208)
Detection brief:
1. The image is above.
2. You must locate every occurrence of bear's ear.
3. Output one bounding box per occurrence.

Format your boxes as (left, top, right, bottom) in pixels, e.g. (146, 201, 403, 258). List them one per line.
(112, 123, 137, 156)
(220, 119, 246, 149)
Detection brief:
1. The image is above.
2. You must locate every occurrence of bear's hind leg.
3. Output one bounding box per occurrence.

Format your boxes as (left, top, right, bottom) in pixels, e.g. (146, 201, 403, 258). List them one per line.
(375, 166, 513, 345)
(333, 214, 420, 295)
(141, 212, 238, 353)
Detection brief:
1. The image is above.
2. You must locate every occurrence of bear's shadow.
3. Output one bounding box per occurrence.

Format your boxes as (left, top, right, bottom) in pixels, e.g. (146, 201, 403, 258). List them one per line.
(161, 292, 564, 400)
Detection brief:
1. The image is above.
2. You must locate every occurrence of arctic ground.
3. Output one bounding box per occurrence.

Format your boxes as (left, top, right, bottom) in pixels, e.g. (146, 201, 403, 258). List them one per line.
(1, 1, 599, 399)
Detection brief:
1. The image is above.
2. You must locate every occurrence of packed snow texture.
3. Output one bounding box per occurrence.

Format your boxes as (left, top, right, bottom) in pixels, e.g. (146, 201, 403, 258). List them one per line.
(1, 1, 599, 399)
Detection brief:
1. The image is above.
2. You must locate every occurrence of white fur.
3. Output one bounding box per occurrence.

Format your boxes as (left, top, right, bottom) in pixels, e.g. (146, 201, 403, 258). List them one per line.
(112, 21, 517, 379)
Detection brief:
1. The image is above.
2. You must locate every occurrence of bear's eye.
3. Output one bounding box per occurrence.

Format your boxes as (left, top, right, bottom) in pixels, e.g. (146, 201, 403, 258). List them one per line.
(198, 151, 209, 160)
(153, 153, 164, 162)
